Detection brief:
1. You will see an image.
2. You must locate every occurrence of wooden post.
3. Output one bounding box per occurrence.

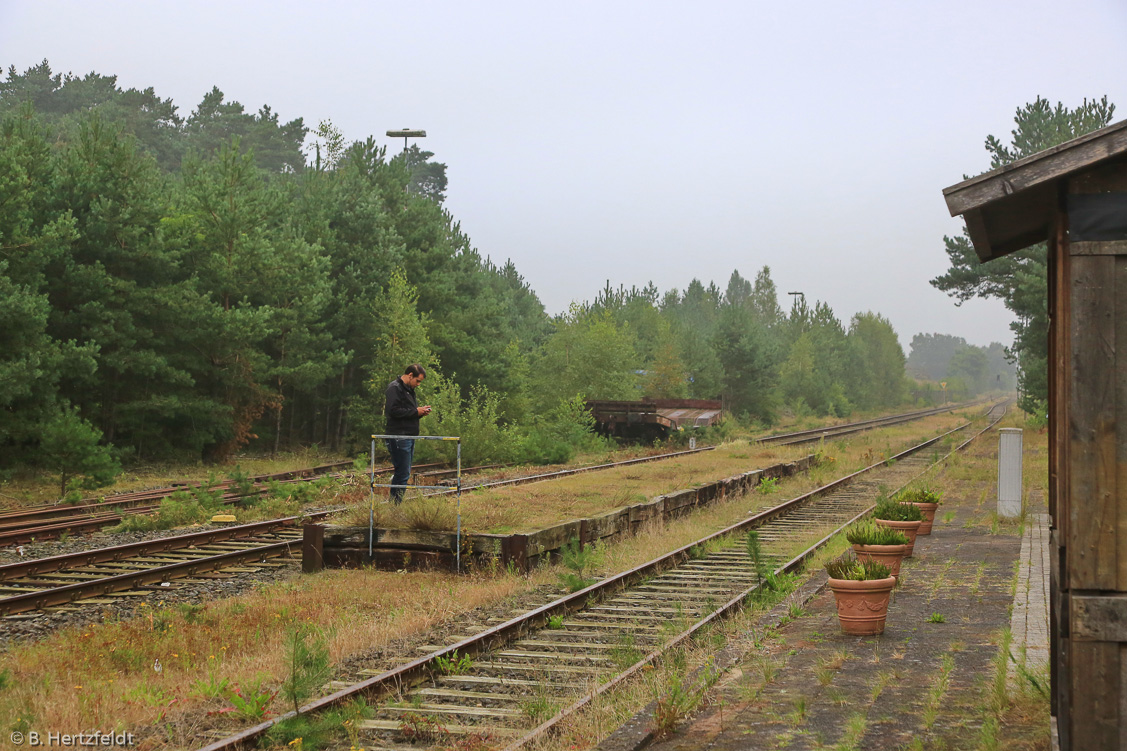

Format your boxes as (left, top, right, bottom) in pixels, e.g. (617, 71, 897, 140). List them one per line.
(501, 534, 529, 573)
(1060, 165, 1127, 748)
(302, 524, 324, 574)
(1049, 211, 1069, 728)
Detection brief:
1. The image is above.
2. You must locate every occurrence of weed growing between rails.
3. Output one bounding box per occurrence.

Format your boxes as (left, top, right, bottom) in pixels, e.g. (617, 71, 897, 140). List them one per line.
(433, 649, 474, 676)
(527, 558, 812, 751)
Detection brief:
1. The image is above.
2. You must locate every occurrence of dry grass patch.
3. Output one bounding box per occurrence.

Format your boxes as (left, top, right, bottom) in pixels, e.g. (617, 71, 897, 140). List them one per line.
(0, 567, 542, 747)
(326, 412, 974, 536)
(0, 447, 353, 509)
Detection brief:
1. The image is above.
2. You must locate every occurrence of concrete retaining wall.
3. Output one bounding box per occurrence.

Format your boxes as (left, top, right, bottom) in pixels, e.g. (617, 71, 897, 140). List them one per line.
(303, 453, 816, 574)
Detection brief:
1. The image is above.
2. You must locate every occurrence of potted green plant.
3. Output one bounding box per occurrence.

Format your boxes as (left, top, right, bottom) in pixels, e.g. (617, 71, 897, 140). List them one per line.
(825, 556, 896, 635)
(845, 521, 910, 578)
(897, 486, 942, 535)
(872, 497, 925, 556)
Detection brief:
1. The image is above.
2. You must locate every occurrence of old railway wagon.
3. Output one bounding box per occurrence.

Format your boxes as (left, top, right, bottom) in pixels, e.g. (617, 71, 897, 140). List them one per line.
(586, 398, 722, 440)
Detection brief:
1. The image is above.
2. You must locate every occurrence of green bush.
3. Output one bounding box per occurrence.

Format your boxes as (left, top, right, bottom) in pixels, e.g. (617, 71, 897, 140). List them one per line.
(262, 699, 371, 750)
(845, 521, 909, 546)
(557, 536, 603, 592)
(897, 486, 942, 505)
(825, 557, 891, 581)
(1025, 399, 1048, 430)
(38, 404, 121, 496)
(745, 530, 779, 591)
(520, 395, 604, 465)
(112, 491, 210, 532)
(280, 622, 332, 713)
(873, 496, 924, 522)
(418, 376, 521, 466)
(225, 465, 256, 497)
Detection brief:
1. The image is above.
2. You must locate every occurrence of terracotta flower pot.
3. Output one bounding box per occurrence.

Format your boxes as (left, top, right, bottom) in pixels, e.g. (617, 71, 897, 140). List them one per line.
(853, 543, 909, 579)
(874, 518, 923, 556)
(910, 502, 939, 535)
(827, 576, 897, 635)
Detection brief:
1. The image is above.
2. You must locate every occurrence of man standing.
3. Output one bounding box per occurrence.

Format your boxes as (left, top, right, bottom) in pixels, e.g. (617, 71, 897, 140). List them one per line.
(384, 364, 432, 503)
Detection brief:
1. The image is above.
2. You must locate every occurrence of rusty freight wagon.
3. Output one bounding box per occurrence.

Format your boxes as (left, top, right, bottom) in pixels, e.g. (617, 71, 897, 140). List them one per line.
(586, 398, 722, 439)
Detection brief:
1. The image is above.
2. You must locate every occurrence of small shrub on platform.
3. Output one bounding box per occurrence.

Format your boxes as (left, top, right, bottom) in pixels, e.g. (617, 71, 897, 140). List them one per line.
(873, 496, 924, 521)
(845, 521, 909, 547)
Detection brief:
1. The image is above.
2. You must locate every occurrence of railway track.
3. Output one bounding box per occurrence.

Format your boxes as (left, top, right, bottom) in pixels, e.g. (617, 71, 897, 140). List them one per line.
(0, 460, 448, 546)
(2, 402, 978, 546)
(0, 513, 329, 617)
(415, 400, 985, 500)
(201, 402, 1007, 751)
(754, 400, 983, 446)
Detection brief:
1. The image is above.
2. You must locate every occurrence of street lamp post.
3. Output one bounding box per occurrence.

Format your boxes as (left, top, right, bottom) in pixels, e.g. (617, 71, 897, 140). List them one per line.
(386, 129, 426, 195)
(386, 128, 426, 153)
(787, 291, 805, 310)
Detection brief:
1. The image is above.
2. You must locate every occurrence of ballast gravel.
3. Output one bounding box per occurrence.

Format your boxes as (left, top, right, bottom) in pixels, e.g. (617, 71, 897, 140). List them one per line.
(0, 520, 316, 650)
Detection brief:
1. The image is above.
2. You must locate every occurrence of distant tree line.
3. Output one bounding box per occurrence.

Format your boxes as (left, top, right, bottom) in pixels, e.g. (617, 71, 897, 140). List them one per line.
(0, 61, 958, 490)
(906, 333, 1015, 401)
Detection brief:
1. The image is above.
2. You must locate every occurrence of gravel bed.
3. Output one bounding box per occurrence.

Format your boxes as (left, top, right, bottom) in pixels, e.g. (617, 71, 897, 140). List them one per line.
(0, 525, 228, 564)
(0, 508, 343, 650)
(0, 557, 303, 650)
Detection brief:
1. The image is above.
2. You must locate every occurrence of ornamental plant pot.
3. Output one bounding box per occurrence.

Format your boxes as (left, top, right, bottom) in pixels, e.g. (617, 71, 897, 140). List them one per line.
(825, 558, 895, 636)
(896, 487, 943, 535)
(872, 497, 926, 556)
(827, 576, 897, 635)
(844, 521, 910, 578)
(909, 502, 939, 535)
(874, 519, 922, 556)
(852, 543, 910, 579)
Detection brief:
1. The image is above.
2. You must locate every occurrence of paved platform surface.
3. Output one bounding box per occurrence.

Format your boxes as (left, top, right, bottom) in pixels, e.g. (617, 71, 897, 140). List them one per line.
(615, 482, 1050, 751)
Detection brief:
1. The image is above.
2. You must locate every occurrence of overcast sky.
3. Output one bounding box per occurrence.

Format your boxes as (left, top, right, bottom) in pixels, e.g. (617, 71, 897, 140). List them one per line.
(3, 0, 1126, 350)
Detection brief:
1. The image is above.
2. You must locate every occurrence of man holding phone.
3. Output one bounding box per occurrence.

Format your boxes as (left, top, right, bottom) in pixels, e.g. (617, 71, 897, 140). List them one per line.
(384, 363, 432, 503)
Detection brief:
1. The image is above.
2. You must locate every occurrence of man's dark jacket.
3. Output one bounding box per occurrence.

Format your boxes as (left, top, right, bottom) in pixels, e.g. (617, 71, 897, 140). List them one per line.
(384, 377, 421, 436)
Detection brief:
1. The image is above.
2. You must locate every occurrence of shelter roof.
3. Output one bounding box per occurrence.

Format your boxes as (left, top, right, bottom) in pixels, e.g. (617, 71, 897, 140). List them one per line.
(942, 119, 1127, 261)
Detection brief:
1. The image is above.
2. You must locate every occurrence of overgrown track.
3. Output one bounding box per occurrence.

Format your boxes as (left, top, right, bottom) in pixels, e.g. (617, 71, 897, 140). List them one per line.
(2, 403, 974, 546)
(755, 401, 978, 446)
(0, 460, 451, 547)
(0, 514, 329, 617)
(201, 403, 1007, 751)
(425, 401, 979, 500)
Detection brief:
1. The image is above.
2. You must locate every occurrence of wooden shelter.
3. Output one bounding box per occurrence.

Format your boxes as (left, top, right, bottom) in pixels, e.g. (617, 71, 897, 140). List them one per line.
(944, 119, 1127, 749)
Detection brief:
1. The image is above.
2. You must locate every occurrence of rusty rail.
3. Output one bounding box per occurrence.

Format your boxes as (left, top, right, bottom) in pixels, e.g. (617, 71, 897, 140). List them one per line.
(0, 513, 330, 582)
(755, 400, 983, 446)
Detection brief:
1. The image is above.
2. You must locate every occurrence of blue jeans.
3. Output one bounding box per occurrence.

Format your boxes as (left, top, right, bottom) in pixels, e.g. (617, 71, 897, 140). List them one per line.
(385, 437, 415, 504)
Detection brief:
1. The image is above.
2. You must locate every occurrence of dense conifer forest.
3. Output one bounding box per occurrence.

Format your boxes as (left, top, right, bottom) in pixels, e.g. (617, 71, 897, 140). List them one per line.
(0, 61, 1010, 492)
